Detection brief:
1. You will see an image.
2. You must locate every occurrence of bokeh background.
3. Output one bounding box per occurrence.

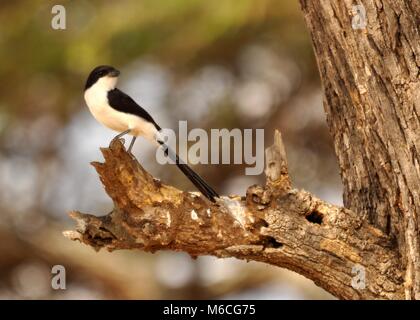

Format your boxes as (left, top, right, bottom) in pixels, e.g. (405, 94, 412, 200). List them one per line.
(0, 0, 342, 299)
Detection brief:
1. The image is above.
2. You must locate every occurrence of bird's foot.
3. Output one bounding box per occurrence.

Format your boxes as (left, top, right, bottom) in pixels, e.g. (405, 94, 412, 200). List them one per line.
(110, 137, 125, 148)
(110, 129, 131, 148)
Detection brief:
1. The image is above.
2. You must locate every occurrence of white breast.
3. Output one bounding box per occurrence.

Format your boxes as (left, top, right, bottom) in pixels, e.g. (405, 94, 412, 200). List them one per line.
(84, 84, 158, 142)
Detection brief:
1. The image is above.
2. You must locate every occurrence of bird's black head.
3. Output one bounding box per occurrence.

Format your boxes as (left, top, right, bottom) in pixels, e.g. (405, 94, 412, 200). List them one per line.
(84, 65, 120, 90)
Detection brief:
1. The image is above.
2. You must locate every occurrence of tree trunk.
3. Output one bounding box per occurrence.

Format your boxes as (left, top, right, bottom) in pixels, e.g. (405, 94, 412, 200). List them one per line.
(64, 0, 419, 299)
(299, 0, 419, 299)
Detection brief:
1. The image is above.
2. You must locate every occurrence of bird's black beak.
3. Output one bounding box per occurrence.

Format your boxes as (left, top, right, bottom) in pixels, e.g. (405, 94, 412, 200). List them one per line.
(109, 69, 120, 77)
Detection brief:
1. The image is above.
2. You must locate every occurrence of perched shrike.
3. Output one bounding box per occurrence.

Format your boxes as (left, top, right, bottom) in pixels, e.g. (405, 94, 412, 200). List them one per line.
(84, 65, 219, 202)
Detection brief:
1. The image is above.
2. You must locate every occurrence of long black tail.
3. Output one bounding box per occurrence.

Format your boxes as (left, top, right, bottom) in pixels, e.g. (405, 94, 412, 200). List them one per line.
(160, 143, 219, 202)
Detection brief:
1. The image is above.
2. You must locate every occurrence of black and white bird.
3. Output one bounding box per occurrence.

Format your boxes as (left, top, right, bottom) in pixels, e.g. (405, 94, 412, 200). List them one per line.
(84, 65, 219, 202)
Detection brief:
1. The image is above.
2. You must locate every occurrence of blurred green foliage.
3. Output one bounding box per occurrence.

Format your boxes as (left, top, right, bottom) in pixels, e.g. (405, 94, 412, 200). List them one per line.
(0, 0, 315, 122)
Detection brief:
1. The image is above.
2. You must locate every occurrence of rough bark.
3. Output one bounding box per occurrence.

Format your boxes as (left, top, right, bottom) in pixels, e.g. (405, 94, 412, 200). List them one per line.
(299, 0, 419, 299)
(65, 135, 404, 299)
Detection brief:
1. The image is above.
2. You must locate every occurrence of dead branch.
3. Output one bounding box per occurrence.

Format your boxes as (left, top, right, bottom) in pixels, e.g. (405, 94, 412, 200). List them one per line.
(64, 130, 404, 299)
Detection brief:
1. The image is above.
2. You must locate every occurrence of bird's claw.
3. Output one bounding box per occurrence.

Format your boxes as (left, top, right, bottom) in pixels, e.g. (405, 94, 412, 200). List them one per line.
(110, 137, 125, 147)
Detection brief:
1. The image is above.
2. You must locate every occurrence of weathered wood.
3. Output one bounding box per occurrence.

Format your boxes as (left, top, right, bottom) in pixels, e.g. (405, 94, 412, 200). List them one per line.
(299, 0, 419, 299)
(265, 130, 291, 192)
(64, 138, 404, 299)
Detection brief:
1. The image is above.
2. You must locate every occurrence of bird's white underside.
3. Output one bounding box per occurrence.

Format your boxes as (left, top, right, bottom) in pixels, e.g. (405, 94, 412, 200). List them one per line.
(84, 76, 158, 143)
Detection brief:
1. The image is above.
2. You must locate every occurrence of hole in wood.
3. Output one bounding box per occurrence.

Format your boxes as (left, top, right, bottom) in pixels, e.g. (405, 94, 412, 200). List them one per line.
(306, 210, 323, 224)
(264, 236, 283, 249)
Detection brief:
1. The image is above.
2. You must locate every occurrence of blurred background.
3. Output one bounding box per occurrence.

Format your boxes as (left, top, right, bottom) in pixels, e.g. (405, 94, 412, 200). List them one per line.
(0, 0, 342, 299)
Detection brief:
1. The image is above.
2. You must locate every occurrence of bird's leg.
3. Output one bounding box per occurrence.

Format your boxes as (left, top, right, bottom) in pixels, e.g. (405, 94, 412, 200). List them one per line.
(127, 136, 137, 154)
(111, 129, 131, 146)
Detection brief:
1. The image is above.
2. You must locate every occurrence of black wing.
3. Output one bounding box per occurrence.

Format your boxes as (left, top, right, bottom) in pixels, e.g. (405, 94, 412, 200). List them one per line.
(107, 88, 161, 130)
